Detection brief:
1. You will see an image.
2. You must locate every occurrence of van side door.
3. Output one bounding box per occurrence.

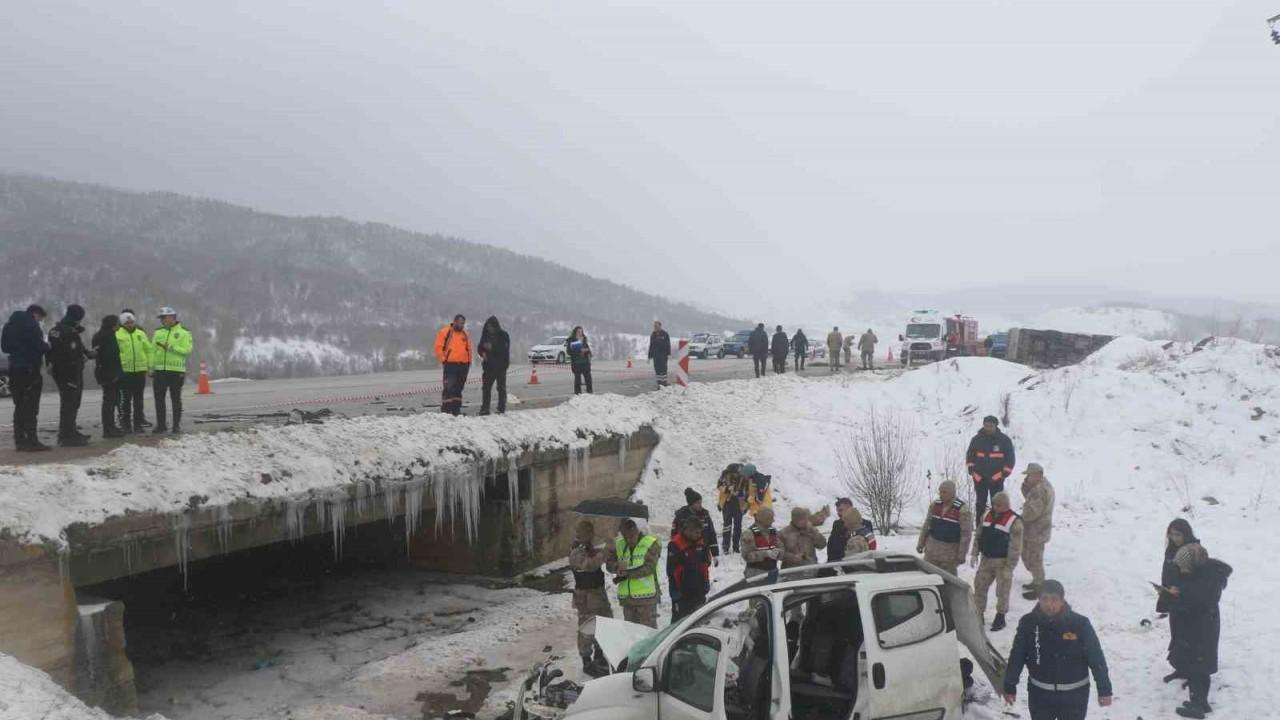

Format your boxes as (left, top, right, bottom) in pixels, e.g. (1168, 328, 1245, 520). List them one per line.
(857, 585, 962, 719)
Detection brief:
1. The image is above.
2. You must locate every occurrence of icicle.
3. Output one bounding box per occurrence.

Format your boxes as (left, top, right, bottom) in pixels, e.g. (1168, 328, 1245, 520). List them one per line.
(618, 434, 628, 471)
(216, 505, 233, 554)
(284, 499, 306, 544)
(329, 496, 347, 560)
(506, 457, 519, 522)
(354, 481, 369, 522)
(405, 478, 426, 556)
(173, 514, 191, 590)
(383, 481, 400, 527)
(581, 445, 591, 484)
(313, 496, 327, 534)
(520, 499, 535, 551)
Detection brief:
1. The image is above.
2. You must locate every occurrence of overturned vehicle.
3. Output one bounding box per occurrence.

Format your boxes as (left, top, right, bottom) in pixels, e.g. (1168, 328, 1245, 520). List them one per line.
(515, 553, 1007, 720)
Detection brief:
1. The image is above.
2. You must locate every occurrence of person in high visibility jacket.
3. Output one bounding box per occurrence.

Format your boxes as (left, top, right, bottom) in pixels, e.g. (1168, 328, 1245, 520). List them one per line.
(434, 315, 472, 416)
(967, 414, 1017, 528)
(606, 519, 662, 628)
(115, 312, 153, 433)
(150, 307, 193, 434)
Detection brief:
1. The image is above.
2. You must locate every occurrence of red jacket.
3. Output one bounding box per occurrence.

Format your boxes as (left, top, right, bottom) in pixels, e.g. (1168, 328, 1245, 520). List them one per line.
(667, 534, 711, 598)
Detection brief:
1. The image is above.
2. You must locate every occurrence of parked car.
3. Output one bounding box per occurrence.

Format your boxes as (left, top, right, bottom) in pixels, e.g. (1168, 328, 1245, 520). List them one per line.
(0, 356, 9, 399)
(687, 333, 724, 359)
(808, 344, 827, 361)
(513, 553, 1006, 720)
(719, 330, 752, 359)
(528, 336, 570, 364)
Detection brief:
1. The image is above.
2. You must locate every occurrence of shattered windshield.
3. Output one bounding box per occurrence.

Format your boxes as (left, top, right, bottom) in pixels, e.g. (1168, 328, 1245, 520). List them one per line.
(623, 622, 680, 670)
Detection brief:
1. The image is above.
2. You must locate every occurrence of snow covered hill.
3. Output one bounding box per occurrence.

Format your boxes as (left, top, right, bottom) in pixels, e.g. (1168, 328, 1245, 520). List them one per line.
(1028, 305, 1177, 338)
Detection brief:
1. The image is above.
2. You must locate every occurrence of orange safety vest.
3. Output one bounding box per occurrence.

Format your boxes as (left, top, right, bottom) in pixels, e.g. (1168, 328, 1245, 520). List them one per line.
(434, 325, 472, 364)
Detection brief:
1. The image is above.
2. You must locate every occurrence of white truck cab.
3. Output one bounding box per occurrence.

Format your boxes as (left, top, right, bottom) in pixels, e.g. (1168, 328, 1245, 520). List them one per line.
(516, 554, 1006, 720)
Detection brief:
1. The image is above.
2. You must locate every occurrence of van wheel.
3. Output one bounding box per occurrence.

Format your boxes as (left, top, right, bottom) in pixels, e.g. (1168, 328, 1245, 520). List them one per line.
(717, 351, 725, 359)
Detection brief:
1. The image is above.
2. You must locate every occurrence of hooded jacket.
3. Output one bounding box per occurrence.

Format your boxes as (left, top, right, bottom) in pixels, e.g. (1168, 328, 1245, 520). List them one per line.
(748, 326, 769, 357)
(791, 330, 809, 354)
(477, 316, 510, 371)
(1, 310, 50, 370)
(47, 312, 93, 376)
(771, 331, 789, 356)
(92, 325, 123, 384)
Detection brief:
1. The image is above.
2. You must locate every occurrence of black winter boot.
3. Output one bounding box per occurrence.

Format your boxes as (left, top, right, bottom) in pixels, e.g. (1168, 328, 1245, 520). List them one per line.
(1183, 700, 1213, 714)
(990, 613, 1007, 632)
(1176, 705, 1207, 719)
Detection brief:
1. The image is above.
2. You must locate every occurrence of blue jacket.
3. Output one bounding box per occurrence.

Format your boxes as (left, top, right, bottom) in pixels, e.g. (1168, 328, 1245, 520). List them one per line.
(1, 310, 50, 370)
(1004, 605, 1112, 697)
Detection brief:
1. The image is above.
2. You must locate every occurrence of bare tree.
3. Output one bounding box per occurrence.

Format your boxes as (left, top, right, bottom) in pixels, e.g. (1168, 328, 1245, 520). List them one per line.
(931, 439, 974, 508)
(837, 407, 919, 534)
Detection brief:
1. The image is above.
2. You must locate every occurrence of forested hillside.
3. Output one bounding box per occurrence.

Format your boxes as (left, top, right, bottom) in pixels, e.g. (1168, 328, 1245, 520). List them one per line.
(0, 174, 743, 377)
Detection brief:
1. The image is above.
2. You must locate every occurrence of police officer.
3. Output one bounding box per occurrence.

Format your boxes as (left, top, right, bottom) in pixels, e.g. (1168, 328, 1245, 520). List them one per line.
(972, 491, 1023, 632)
(606, 519, 662, 628)
(1004, 580, 1114, 719)
(916, 480, 974, 576)
(568, 520, 613, 676)
(967, 415, 1016, 527)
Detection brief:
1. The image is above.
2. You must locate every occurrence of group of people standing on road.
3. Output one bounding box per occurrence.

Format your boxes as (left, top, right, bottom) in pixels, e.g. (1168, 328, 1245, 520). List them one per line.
(2, 304, 193, 451)
(742, 324, 879, 379)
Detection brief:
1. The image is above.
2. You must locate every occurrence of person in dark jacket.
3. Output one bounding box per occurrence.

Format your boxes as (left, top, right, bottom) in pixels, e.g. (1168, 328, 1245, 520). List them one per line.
(566, 326, 593, 394)
(91, 315, 126, 439)
(46, 304, 95, 446)
(476, 316, 510, 415)
(671, 488, 720, 566)
(791, 329, 809, 372)
(1, 304, 52, 451)
(667, 516, 713, 621)
(748, 323, 769, 378)
(770, 326, 789, 374)
(647, 321, 672, 388)
(826, 498, 879, 562)
(1160, 519, 1226, 718)
(967, 415, 1017, 527)
(1004, 580, 1113, 719)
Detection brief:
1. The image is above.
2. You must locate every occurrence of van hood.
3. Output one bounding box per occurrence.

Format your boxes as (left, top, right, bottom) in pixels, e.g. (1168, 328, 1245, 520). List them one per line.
(584, 616, 659, 670)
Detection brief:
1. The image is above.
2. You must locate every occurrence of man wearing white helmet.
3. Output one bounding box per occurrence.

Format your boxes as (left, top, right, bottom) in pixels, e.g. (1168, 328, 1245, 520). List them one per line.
(115, 310, 153, 433)
(150, 307, 193, 434)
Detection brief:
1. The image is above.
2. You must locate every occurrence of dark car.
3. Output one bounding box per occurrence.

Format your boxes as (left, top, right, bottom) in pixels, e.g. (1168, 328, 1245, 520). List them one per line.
(985, 332, 1009, 359)
(0, 355, 9, 398)
(719, 330, 752, 359)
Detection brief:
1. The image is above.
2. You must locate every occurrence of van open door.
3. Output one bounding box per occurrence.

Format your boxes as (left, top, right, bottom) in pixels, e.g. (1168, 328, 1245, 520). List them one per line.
(856, 582, 963, 719)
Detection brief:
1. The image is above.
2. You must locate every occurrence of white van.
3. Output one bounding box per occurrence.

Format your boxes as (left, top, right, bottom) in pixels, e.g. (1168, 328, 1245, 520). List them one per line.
(516, 553, 1006, 720)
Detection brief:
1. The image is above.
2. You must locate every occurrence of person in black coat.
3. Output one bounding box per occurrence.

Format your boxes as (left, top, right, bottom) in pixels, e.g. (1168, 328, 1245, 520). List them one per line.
(1, 304, 51, 451)
(566, 326, 593, 394)
(1161, 519, 1228, 718)
(967, 415, 1016, 527)
(46, 304, 95, 446)
(791, 329, 809, 372)
(770, 326, 789, 374)
(748, 323, 769, 379)
(672, 488, 720, 565)
(91, 315, 126, 438)
(647, 321, 672, 388)
(476, 316, 510, 415)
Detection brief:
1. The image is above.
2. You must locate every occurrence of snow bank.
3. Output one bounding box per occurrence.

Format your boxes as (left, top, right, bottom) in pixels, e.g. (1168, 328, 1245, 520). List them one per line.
(0, 653, 166, 720)
(0, 394, 656, 546)
(1030, 305, 1176, 338)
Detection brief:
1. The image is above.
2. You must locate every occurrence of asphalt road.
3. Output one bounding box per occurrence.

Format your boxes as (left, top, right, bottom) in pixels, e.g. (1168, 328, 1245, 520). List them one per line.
(0, 356, 899, 466)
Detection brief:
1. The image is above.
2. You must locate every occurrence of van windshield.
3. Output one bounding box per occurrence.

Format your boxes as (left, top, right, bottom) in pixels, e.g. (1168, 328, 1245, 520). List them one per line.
(906, 324, 941, 339)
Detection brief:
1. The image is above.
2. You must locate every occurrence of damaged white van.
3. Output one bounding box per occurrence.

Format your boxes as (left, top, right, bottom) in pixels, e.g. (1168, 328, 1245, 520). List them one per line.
(515, 553, 1007, 720)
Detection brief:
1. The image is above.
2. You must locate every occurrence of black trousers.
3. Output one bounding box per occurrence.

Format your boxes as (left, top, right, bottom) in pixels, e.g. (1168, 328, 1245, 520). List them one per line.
(573, 365, 593, 394)
(441, 362, 470, 415)
(9, 367, 42, 445)
(862, 351, 874, 370)
(100, 380, 120, 433)
(53, 369, 84, 439)
(1187, 673, 1211, 705)
(974, 479, 1005, 527)
(1028, 687, 1089, 720)
(153, 371, 185, 429)
(653, 355, 668, 386)
(671, 594, 707, 622)
(480, 366, 507, 414)
(721, 503, 744, 553)
(753, 355, 767, 378)
(120, 372, 148, 430)
(794, 352, 805, 371)
(772, 353, 787, 374)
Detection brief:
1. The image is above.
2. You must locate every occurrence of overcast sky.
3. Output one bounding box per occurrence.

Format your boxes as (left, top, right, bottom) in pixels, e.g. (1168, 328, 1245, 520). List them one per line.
(3, 1, 1277, 319)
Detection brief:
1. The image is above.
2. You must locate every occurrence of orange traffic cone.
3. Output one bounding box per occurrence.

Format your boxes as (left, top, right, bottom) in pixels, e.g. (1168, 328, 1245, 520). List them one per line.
(528, 367, 541, 385)
(196, 361, 213, 395)
(627, 357, 634, 369)
(887, 347, 894, 362)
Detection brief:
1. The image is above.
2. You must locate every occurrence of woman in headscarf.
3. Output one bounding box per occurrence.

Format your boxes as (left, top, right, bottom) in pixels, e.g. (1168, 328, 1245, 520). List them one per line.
(1161, 518, 1224, 718)
(565, 326, 592, 394)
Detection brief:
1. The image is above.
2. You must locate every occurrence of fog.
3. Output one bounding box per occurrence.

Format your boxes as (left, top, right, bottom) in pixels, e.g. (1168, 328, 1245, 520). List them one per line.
(3, 0, 1277, 319)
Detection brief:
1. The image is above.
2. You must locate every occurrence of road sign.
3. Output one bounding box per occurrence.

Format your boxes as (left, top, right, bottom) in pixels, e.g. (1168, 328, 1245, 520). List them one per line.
(674, 339, 691, 387)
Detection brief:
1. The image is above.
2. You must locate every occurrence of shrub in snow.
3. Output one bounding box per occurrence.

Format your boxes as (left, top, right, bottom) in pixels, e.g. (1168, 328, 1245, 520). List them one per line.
(836, 407, 919, 534)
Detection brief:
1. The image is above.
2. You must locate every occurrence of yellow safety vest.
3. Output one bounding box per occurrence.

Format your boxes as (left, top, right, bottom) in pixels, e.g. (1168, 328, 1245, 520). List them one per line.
(615, 535, 660, 601)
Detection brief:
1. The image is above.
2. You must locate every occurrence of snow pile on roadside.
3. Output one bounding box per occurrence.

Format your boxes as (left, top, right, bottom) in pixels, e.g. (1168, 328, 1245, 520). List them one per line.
(0, 653, 166, 720)
(633, 337, 1279, 718)
(0, 394, 656, 546)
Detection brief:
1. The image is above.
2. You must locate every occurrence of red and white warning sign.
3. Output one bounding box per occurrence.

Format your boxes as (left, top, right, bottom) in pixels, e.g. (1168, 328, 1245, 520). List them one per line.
(674, 338, 691, 387)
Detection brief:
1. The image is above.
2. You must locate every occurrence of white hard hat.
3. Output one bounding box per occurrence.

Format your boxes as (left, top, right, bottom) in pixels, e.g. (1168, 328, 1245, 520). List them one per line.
(119, 312, 137, 324)
(157, 306, 178, 318)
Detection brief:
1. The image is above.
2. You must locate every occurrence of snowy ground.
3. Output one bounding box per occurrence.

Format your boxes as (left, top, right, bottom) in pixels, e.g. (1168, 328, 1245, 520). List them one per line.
(3, 336, 1277, 719)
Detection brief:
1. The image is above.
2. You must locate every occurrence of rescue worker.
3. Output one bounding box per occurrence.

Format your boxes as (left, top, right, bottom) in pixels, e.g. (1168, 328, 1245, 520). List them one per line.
(1019, 463, 1056, 599)
(828, 498, 878, 562)
(826, 327, 843, 371)
(791, 328, 809, 372)
(568, 520, 613, 676)
(671, 488, 720, 566)
(967, 415, 1017, 527)
(91, 315, 126, 439)
(476, 316, 510, 415)
(434, 314, 471, 415)
(1003, 580, 1114, 719)
(745, 467, 774, 515)
(150, 307, 193, 434)
(748, 323, 769, 378)
(115, 312, 153, 434)
(606, 519, 661, 628)
(741, 507, 782, 580)
(667, 517, 713, 621)
(46, 304, 94, 446)
(1, 304, 51, 451)
(780, 507, 828, 569)
(858, 328, 878, 370)
(972, 491, 1024, 632)
(771, 325, 789, 374)
(716, 463, 752, 553)
(916, 480, 974, 576)
(647, 320, 671, 388)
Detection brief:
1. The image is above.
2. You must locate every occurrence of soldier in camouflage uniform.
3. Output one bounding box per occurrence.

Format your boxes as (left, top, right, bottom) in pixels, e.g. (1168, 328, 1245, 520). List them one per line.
(569, 520, 613, 675)
(1018, 463, 1056, 599)
(916, 480, 974, 576)
(971, 492, 1024, 632)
